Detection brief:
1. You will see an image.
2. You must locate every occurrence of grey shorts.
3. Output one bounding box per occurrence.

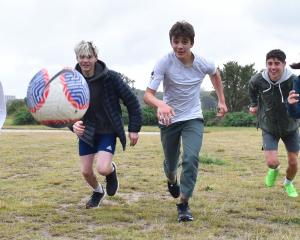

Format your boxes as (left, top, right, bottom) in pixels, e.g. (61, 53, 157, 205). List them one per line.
(262, 129, 300, 152)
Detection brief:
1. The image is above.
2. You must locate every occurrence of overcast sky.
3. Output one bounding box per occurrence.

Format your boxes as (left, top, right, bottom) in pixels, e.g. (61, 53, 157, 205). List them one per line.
(1, 0, 300, 98)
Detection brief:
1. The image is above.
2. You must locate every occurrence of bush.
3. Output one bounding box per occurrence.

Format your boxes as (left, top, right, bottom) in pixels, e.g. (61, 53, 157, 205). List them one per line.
(7, 99, 26, 115)
(203, 111, 256, 127)
(12, 107, 38, 125)
(121, 105, 129, 125)
(221, 112, 256, 127)
(142, 106, 157, 125)
(203, 110, 220, 126)
(121, 105, 157, 126)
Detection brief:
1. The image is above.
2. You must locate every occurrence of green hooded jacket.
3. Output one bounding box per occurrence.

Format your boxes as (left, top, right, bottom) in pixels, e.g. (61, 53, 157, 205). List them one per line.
(249, 68, 299, 137)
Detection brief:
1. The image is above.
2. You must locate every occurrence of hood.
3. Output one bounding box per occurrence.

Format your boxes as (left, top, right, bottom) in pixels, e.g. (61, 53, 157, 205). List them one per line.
(75, 60, 108, 82)
(261, 68, 293, 103)
(262, 68, 293, 85)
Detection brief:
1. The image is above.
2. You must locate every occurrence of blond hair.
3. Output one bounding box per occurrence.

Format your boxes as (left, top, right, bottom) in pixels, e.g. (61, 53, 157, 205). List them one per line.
(74, 40, 98, 58)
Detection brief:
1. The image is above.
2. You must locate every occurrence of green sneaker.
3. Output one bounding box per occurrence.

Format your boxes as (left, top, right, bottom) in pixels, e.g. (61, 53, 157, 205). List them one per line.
(284, 183, 298, 198)
(265, 168, 279, 187)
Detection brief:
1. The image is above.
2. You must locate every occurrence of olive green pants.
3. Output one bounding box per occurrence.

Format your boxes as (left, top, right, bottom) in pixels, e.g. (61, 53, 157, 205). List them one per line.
(160, 118, 204, 199)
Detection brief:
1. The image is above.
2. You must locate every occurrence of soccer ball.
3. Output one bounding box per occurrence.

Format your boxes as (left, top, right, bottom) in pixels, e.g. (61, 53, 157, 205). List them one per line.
(26, 68, 90, 128)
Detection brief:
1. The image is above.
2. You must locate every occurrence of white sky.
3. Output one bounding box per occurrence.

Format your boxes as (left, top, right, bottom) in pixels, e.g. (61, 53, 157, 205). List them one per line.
(1, 0, 300, 98)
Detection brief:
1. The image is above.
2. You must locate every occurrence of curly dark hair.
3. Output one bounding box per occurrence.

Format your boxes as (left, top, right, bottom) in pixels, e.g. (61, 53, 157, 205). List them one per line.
(266, 49, 286, 62)
(169, 21, 195, 44)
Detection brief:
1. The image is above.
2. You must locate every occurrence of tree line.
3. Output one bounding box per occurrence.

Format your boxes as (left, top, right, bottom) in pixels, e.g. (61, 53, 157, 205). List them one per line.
(7, 61, 258, 127)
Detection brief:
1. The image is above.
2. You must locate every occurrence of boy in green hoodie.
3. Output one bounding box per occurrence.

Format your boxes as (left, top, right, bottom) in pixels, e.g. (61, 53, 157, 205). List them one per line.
(249, 49, 299, 197)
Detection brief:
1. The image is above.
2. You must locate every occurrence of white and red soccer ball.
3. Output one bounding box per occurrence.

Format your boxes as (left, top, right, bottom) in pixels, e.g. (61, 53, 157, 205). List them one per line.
(26, 68, 90, 128)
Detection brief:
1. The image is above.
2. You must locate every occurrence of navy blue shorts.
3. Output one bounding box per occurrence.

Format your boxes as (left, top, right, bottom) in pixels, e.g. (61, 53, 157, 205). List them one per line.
(79, 133, 117, 156)
(262, 129, 300, 152)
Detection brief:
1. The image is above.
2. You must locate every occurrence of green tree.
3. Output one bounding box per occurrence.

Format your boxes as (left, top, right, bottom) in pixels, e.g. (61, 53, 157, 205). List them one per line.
(119, 72, 135, 90)
(7, 99, 26, 115)
(142, 106, 157, 125)
(219, 61, 257, 112)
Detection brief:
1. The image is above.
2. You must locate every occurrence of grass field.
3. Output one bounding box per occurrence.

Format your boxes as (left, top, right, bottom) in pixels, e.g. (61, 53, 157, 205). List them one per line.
(1, 127, 300, 239)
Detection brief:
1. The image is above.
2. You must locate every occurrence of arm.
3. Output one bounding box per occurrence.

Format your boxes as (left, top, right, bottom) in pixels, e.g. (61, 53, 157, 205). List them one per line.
(143, 87, 175, 126)
(286, 77, 300, 118)
(144, 55, 176, 125)
(248, 77, 259, 115)
(209, 70, 228, 117)
(114, 74, 142, 146)
(287, 90, 300, 119)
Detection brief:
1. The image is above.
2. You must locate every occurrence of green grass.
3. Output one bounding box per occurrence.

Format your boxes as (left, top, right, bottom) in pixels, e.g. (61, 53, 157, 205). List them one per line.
(200, 154, 226, 165)
(1, 128, 300, 239)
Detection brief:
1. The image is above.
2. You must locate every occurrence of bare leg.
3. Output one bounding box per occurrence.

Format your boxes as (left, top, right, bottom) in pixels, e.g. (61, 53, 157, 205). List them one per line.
(80, 154, 98, 189)
(286, 152, 298, 180)
(264, 150, 280, 168)
(95, 151, 114, 176)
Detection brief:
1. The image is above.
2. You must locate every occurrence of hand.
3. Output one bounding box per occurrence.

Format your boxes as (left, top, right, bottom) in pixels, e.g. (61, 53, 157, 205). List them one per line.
(128, 132, 139, 146)
(73, 120, 85, 136)
(216, 103, 228, 117)
(157, 103, 175, 126)
(288, 90, 299, 105)
(249, 106, 258, 115)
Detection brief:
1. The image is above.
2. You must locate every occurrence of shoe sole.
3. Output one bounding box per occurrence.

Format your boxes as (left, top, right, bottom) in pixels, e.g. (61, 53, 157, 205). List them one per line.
(178, 216, 194, 222)
(107, 162, 119, 196)
(285, 190, 298, 198)
(287, 194, 298, 198)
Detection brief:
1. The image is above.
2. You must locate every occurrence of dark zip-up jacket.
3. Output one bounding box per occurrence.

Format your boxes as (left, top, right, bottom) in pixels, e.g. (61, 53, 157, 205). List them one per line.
(72, 60, 142, 150)
(249, 71, 299, 137)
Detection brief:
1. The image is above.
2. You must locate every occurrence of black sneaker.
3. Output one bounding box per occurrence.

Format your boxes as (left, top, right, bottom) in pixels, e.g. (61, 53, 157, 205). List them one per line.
(168, 179, 180, 198)
(86, 190, 105, 209)
(106, 162, 119, 196)
(176, 202, 193, 222)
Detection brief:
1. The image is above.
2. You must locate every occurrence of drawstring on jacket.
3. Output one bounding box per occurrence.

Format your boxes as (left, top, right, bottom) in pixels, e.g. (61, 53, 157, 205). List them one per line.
(262, 81, 271, 93)
(262, 81, 284, 103)
(278, 83, 284, 103)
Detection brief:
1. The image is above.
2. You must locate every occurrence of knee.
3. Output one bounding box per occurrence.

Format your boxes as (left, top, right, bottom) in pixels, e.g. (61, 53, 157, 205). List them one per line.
(96, 165, 112, 176)
(266, 157, 280, 168)
(81, 169, 93, 178)
(183, 153, 199, 168)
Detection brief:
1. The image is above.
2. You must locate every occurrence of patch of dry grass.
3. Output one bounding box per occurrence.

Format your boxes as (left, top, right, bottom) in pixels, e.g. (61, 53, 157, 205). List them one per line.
(0, 127, 300, 239)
